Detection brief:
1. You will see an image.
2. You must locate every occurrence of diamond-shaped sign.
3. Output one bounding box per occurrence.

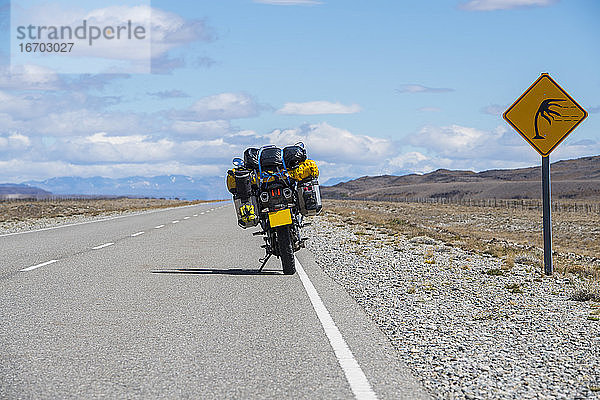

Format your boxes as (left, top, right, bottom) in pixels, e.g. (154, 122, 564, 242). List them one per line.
(503, 73, 587, 156)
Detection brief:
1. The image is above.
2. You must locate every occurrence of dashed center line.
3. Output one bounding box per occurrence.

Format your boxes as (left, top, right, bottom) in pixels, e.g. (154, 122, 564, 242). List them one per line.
(193, 214, 198, 217)
(131, 231, 145, 237)
(172, 220, 179, 224)
(200, 212, 205, 215)
(92, 243, 114, 250)
(183, 217, 190, 220)
(20, 259, 59, 272)
(155, 225, 165, 229)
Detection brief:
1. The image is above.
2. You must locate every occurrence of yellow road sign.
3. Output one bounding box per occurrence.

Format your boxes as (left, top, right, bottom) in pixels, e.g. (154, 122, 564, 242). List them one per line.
(503, 73, 587, 156)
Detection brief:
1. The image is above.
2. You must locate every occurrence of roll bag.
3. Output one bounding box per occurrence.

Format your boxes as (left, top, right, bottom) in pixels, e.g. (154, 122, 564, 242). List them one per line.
(259, 147, 283, 169)
(297, 179, 322, 216)
(283, 145, 307, 169)
(288, 159, 319, 181)
(226, 168, 257, 195)
(244, 148, 259, 170)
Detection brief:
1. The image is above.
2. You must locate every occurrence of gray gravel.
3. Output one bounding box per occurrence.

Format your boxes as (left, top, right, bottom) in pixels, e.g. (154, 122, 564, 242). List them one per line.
(305, 213, 600, 399)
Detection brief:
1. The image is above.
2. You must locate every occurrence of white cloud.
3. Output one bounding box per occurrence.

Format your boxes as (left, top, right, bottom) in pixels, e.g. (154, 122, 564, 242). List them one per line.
(253, 0, 323, 5)
(0, 65, 62, 91)
(189, 93, 260, 121)
(0, 133, 32, 152)
(277, 101, 361, 115)
(460, 0, 558, 11)
(265, 122, 395, 165)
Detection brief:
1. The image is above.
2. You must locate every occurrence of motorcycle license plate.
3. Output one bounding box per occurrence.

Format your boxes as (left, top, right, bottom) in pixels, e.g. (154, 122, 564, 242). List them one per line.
(268, 208, 292, 227)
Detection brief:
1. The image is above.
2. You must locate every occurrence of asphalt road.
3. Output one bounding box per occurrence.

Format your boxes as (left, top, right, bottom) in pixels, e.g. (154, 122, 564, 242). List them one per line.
(0, 202, 430, 399)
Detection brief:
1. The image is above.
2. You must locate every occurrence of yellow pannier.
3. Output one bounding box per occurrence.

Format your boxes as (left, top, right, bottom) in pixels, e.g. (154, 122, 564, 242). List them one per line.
(288, 159, 319, 181)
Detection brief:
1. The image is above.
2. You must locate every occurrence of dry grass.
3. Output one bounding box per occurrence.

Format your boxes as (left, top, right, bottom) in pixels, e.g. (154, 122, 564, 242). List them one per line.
(0, 198, 213, 222)
(323, 199, 600, 283)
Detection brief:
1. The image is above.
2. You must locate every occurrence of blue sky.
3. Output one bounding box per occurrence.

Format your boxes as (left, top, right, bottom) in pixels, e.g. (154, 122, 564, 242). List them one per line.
(0, 0, 598, 184)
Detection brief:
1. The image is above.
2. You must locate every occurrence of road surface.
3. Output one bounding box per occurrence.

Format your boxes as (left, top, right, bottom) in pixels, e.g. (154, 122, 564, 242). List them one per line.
(0, 202, 429, 399)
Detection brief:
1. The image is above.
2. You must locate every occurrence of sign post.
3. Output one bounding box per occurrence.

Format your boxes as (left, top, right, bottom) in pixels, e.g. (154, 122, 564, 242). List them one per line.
(503, 73, 587, 275)
(541, 156, 552, 275)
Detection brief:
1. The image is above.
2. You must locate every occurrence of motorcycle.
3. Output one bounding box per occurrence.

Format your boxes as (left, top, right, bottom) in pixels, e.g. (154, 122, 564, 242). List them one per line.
(227, 144, 322, 275)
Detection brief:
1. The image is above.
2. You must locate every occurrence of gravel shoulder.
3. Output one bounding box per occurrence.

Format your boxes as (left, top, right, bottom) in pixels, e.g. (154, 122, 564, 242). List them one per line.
(305, 212, 600, 400)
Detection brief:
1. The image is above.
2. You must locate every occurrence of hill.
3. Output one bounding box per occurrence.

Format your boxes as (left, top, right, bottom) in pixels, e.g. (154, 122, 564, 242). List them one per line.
(0, 184, 52, 199)
(321, 155, 600, 201)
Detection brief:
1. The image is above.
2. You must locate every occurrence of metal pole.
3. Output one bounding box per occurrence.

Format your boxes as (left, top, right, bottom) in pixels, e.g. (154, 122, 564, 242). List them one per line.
(542, 156, 553, 275)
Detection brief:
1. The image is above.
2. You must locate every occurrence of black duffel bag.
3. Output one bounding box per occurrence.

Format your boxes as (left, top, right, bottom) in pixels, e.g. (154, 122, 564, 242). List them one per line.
(259, 147, 283, 169)
(244, 148, 259, 170)
(283, 145, 307, 169)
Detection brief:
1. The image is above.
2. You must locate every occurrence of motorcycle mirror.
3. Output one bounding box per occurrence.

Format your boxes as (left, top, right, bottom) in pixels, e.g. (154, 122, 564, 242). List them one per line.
(232, 157, 244, 167)
(294, 141, 305, 149)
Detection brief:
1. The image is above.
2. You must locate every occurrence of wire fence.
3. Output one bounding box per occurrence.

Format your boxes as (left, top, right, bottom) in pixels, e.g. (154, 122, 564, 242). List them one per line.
(330, 196, 600, 214)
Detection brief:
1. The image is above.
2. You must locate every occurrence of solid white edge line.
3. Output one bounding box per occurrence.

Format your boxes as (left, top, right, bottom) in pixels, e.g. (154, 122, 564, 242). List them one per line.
(0, 201, 229, 238)
(131, 231, 145, 237)
(20, 259, 59, 272)
(295, 256, 377, 400)
(92, 242, 114, 250)
(155, 225, 165, 229)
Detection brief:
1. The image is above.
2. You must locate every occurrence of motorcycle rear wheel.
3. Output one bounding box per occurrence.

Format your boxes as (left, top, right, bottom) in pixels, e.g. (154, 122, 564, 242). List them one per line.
(276, 225, 296, 275)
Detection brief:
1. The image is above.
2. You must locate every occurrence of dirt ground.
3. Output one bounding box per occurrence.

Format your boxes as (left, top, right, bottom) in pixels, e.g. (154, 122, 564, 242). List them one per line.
(324, 199, 600, 282)
(0, 198, 211, 222)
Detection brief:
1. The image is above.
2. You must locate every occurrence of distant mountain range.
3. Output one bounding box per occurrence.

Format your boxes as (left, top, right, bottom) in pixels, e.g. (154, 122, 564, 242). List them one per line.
(322, 155, 600, 201)
(0, 175, 230, 200)
(3, 155, 600, 201)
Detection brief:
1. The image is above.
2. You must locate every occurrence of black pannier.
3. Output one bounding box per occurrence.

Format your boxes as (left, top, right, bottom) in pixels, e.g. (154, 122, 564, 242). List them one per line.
(283, 145, 307, 169)
(259, 147, 283, 169)
(244, 148, 259, 170)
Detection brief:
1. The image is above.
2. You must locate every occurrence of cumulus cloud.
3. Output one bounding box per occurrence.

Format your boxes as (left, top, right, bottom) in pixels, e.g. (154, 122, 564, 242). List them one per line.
(459, 0, 558, 11)
(264, 122, 395, 165)
(277, 101, 361, 115)
(396, 84, 454, 94)
(253, 0, 323, 5)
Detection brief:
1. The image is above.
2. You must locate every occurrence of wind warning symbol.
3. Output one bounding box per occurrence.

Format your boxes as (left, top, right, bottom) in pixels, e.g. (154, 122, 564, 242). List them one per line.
(503, 73, 587, 156)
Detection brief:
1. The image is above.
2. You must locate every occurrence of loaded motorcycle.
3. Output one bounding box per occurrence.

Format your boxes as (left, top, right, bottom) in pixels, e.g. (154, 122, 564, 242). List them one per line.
(226, 143, 322, 275)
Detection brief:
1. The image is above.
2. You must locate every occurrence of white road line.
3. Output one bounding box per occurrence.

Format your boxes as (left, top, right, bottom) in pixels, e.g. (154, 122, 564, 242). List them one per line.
(295, 256, 377, 400)
(193, 214, 198, 217)
(0, 202, 227, 238)
(155, 225, 165, 229)
(183, 217, 190, 220)
(131, 231, 145, 237)
(92, 243, 114, 250)
(20, 259, 59, 272)
(200, 212, 205, 215)
(172, 220, 179, 224)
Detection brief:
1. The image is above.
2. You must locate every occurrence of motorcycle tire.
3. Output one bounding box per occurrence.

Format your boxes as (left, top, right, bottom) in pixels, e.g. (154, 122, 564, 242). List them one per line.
(276, 225, 296, 275)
